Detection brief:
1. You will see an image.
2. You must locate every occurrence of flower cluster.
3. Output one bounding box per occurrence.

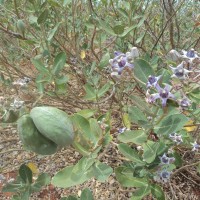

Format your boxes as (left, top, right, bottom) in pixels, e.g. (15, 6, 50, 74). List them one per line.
(168, 48, 200, 69)
(169, 133, 183, 145)
(154, 153, 175, 183)
(109, 47, 139, 78)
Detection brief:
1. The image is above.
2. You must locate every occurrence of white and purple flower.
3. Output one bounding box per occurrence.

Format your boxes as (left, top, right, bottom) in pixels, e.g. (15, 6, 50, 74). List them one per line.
(154, 170, 172, 183)
(177, 96, 191, 108)
(146, 84, 175, 107)
(110, 47, 139, 77)
(159, 153, 175, 165)
(169, 133, 183, 144)
(191, 141, 200, 151)
(170, 62, 192, 80)
(146, 75, 162, 88)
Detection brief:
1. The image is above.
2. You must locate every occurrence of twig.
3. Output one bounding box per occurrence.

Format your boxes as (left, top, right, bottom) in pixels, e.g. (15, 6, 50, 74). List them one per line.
(171, 160, 200, 178)
(91, 26, 100, 62)
(0, 138, 18, 144)
(150, 1, 184, 56)
(169, 182, 178, 200)
(0, 149, 25, 155)
(0, 24, 27, 40)
(180, 172, 200, 186)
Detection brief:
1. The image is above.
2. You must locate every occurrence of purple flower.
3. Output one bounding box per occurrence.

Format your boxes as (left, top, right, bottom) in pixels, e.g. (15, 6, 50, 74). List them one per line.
(154, 170, 172, 183)
(146, 75, 162, 88)
(169, 133, 183, 144)
(109, 47, 139, 77)
(182, 49, 199, 59)
(178, 96, 191, 108)
(170, 62, 192, 80)
(191, 141, 200, 151)
(181, 49, 200, 68)
(146, 84, 175, 107)
(109, 53, 134, 75)
(159, 153, 175, 165)
(159, 171, 171, 182)
(118, 127, 130, 134)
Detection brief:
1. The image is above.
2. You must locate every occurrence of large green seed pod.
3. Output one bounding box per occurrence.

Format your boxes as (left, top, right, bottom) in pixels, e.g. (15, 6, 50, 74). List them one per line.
(18, 114, 58, 155)
(30, 107, 74, 147)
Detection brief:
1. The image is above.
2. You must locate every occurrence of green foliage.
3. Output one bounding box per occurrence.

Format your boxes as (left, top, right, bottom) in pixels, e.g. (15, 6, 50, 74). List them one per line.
(61, 188, 94, 200)
(2, 164, 50, 200)
(1, 0, 200, 199)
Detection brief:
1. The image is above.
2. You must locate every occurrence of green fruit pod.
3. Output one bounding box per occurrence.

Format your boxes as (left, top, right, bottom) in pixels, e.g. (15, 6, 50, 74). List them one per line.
(30, 107, 74, 147)
(17, 114, 58, 155)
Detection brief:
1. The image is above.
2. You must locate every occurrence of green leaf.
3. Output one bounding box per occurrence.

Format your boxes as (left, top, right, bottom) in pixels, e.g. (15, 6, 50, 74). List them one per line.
(130, 95, 154, 116)
(154, 114, 188, 135)
(52, 165, 92, 188)
(21, 190, 30, 200)
(128, 106, 148, 125)
(77, 109, 96, 118)
(188, 87, 200, 104)
(122, 113, 131, 129)
(118, 130, 147, 144)
(142, 140, 157, 163)
(63, 0, 71, 6)
(99, 52, 110, 69)
(151, 184, 165, 200)
(118, 144, 145, 165)
(52, 52, 67, 75)
(61, 196, 78, 200)
(80, 188, 94, 200)
(72, 141, 91, 156)
(135, 32, 145, 44)
(130, 185, 151, 200)
(134, 59, 154, 84)
(84, 83, 96, 100)
(19, 164, 32, 184)
(11, 195, 22, 200)
(137, 16, 146, 27)
(37, 9, 49, 24)
(156, 68, 171, 84)
(47, 22, 61, 41)
(31, 59, 49, 73)
(115, 167, 149, 187)
(119, 24, 137, 37)
(92, 161, 113, 182)
(89, 118, 103, 145)
(72, 156, 95, 176)
(2, 182, 22, 193)
(118, 8, 129, 19)
(98, 20, 116, 36)
(97, 82, 111, 98)
(55, 75, 68, 85)
(72, 114, 93, 140)
(32, 173, 51, 192)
